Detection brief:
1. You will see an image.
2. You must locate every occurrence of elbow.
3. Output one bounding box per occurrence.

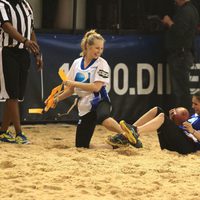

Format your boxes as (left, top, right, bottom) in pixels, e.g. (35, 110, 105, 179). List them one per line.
(92, 82, 103, 93)
(93, 85, 102, 93)
(2, 22, 12, 32)
(2, 24, 9, 33)
(93, 87, 101, 93)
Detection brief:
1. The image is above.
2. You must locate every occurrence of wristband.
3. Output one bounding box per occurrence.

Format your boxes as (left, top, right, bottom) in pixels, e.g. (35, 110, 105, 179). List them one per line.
(22, 38, 28, 44)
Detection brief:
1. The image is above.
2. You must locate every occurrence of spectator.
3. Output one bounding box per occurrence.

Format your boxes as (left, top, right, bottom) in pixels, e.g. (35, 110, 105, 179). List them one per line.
(162, 0, 199, 111)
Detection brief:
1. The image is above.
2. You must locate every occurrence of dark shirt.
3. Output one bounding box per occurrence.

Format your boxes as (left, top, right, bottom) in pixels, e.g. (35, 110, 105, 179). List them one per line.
(165, 2, 199, 52)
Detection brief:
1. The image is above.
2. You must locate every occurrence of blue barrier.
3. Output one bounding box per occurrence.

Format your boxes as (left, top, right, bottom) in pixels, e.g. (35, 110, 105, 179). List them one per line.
(1, 33, 200, 123)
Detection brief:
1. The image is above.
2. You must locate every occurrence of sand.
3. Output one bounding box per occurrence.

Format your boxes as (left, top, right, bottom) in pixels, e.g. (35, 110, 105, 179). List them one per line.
(0, 124, 200, 200)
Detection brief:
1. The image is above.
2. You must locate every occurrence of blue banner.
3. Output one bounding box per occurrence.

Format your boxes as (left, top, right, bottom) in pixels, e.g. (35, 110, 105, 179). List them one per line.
(1, 33, 200, 123)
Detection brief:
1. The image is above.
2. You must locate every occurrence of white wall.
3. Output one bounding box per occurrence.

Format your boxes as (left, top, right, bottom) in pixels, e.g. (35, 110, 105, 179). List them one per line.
(76, 0, 86, 30)
(27, 0, 42, 28)
(55, 0, 73, 29)
(27, 0, 85, 30)
(55, 0, 86, 30)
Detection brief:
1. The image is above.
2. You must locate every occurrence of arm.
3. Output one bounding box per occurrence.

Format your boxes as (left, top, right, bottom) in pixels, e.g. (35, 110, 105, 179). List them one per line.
(162, 8, 192, 38)
(183, 121, 200, 141)
(162, 15, 174, 27)
(2, 22, 40, 54)
(192, 130, 200, 141)
(65, 80, 104, 93)
(55, 86, 75, 103)
(2, 22, 26, 43)
(2, 22, 43, 71)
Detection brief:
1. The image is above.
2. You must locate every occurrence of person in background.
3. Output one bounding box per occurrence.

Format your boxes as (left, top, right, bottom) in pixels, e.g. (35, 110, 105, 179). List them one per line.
(106, 91, 200, 154)
(52, 29, 142, 148)
(0, 0, 43, 144)
(161, 0, 199, 111)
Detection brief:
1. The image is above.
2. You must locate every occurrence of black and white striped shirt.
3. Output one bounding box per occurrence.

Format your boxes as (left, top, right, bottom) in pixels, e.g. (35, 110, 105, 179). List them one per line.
(0, 0, 34, 48)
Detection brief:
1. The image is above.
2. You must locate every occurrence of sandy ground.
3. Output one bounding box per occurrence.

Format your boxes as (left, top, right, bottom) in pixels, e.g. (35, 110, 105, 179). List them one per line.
(0, 124, 200, 200)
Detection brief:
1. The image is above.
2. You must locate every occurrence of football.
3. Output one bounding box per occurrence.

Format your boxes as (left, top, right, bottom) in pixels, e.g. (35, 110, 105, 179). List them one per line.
(169, 107, 190, 126)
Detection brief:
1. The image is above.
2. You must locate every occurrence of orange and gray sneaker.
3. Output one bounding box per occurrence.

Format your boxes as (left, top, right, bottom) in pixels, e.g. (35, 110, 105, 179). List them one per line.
(106, 133, 130, 148)
(106, 133, 142, 148)
(120, 120, 140, 145)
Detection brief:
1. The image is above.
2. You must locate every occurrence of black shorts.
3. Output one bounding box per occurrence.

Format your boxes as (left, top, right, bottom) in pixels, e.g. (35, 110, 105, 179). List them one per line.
(157, 107, 200, 154)
(1, 47, 30, 100)
(76, 100, 112, 148)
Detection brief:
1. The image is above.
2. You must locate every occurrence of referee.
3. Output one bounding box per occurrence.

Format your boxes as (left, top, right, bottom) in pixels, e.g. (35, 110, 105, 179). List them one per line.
(0, 0, 43, 144)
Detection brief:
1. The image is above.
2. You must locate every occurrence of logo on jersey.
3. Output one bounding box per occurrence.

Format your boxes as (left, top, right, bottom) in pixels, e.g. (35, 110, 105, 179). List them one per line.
(75, 72, 90, 83)
(98, 70, 109, 78)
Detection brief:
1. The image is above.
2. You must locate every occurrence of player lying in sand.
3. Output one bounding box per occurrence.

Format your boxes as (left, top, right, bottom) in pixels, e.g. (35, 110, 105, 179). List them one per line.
(106, 91, 200, 154)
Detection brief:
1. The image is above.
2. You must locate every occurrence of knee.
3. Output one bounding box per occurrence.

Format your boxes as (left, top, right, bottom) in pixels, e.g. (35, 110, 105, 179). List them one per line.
(153, 106, 164, 115)
(157, 106, 164, 112)
(98, 113, 110, 124)
(157, 113, 165, 123)
(151, 107, 158, 113)
(149, 106, 159, 116)
(101, 117, 110, 126)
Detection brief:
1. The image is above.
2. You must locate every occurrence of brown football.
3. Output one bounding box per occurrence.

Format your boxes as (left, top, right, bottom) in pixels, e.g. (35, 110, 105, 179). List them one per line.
(170, 107, 190, 126)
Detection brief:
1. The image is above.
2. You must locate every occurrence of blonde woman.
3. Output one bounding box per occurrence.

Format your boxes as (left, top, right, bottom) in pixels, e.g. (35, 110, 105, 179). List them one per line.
(54, 30, 141, 148)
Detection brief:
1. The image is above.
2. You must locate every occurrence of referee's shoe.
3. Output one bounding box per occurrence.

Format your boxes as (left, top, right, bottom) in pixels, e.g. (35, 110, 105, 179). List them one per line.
(16, 132, 30, 144)
(0, 130, 16, 143)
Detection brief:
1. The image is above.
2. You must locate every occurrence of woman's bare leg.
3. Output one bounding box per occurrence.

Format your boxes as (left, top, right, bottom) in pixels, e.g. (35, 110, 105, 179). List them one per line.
(137, 113, 165, 134)
(133, 107, 158, 127)
(102, 117, 124, 133)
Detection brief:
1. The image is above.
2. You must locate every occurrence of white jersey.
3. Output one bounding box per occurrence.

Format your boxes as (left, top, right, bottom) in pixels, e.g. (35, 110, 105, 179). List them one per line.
(67, 57, 110, 116)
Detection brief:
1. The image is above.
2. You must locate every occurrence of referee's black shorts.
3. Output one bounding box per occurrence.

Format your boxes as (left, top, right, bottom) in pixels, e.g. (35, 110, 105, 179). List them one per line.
(2, 47, 30, 100)
(156, 107, 200, 154)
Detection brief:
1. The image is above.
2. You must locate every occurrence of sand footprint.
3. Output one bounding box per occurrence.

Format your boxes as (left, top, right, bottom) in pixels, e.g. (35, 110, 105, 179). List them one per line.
(0, 160, 16, 169)
(43, 185, 62, 190)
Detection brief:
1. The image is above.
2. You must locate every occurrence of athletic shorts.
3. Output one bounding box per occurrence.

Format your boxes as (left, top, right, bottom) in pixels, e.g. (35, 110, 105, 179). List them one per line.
(1, 47, 30, 100)
(156, 107, 200, 154)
